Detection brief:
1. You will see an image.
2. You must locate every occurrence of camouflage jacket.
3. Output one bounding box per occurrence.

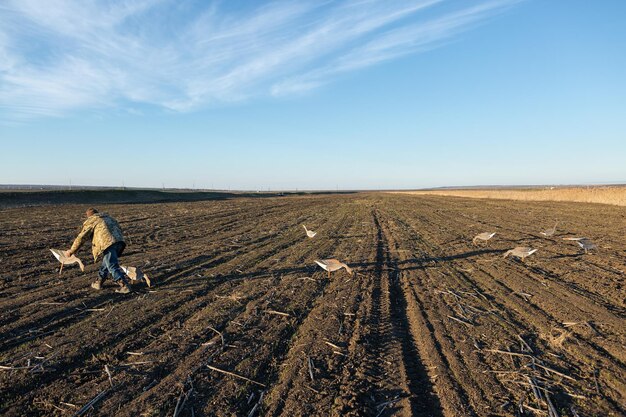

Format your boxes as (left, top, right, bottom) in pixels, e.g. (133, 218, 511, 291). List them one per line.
(70, 213, 125, 261)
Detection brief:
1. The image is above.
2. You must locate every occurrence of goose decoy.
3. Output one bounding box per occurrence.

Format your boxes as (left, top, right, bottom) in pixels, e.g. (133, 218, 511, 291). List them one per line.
(563, 237, 597, 254)
(120, 265, 152, 287)
(473, 232, 496, 245)
(503, 247, 537, 261)
(303, 225, 317, 238)
(50, 248, 85, 274)
(314, 259, 353, 278)
(540, 221, 559, 237)
(577, 238, 597, 253)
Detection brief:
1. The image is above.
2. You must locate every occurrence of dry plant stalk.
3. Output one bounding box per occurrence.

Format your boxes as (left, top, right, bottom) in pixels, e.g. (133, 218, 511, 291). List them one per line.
(207, 365, 266, 387)
(484, 349, 533, 358)
(447, 315, 474, 327)
(517, 335, 533, 353)
(532, 362, 576, 382)
(104, 365, 113, 387)
(207, 326, 225, 349)
(307, 356, 315, 381)
(74, 389, 108, 416)
(264, 310, 290, 317)
(324, 341, 342, 350)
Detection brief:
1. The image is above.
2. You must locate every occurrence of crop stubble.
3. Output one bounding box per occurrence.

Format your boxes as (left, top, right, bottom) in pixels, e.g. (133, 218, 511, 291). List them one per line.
(0, 194, 624, 416)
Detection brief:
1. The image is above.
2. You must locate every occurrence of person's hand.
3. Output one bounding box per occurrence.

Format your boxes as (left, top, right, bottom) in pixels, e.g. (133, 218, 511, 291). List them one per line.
(64, 250, 73, 257)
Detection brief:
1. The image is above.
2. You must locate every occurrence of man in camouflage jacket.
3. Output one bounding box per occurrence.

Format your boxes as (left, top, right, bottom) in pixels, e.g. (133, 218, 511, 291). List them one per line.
(66, 208, 132, 293)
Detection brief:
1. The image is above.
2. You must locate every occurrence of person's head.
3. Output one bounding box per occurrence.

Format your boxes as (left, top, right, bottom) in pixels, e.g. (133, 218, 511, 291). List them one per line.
(85, 208, 99, 217)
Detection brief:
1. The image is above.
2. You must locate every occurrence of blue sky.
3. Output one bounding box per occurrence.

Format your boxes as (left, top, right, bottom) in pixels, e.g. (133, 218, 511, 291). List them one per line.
(1, 0, 625, 190)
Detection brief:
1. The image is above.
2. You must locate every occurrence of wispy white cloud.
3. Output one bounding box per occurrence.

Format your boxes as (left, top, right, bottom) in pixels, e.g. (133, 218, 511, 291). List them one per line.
(272, 0, 520, 95)
(0, 0, 520, 121)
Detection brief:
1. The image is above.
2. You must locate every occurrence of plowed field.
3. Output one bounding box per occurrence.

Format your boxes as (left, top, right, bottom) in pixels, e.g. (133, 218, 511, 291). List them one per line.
(1, 194, 624, 416)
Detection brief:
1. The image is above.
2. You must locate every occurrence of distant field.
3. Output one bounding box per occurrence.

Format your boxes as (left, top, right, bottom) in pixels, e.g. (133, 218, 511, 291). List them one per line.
(395, 186, 626, 206)
(0, 189, 352, 209)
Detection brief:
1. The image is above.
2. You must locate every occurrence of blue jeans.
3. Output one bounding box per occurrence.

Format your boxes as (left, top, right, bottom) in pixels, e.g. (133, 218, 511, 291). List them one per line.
(98, 242, 127, 283)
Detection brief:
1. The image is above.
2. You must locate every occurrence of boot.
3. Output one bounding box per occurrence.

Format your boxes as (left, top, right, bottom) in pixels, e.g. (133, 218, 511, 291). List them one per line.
(115, 278, 132, 294)
(91, 277, 104, 290)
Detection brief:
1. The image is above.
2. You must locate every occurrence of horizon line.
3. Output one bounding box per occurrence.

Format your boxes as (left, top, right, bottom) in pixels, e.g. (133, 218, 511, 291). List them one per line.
(1, 182, 625, 193)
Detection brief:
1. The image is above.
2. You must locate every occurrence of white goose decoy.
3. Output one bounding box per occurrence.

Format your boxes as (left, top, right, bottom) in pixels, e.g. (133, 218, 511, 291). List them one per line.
(563, 237, 597, 254)
(540, 221, 559, 237)
(472, 232, 496, 245)
(315, 259, 353, 278)
(303, 225, 317, 238)
(503, 247, 538, 261)
(120, 265, 152, 287)
(50, 248, 85, 274)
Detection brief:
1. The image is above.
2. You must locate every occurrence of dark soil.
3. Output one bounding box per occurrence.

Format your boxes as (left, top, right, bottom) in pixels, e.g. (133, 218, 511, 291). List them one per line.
(0, 194, 624, 416)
